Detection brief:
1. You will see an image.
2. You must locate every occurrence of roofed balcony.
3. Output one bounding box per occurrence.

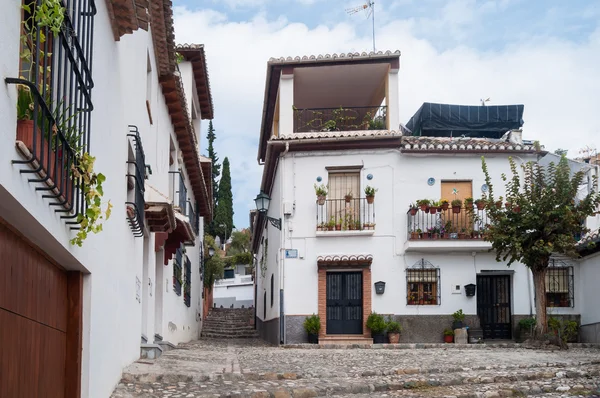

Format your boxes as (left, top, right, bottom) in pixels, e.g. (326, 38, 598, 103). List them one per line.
(293, 105, 386, 133)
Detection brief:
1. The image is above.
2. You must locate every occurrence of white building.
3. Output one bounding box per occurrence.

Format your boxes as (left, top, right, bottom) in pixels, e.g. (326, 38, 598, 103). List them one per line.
(251, 51, 598, 345)
(0, 1, 213, 397)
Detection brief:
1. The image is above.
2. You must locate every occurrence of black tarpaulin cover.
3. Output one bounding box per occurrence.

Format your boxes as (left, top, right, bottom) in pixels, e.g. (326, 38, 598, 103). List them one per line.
(405, 102, 524, 139)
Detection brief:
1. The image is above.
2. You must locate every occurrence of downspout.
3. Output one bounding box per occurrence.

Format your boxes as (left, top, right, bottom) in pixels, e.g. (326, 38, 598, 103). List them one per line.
(279, 143, 289, 344)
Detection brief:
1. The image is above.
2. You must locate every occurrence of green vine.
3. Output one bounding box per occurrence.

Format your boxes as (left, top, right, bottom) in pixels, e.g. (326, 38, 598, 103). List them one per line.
(294, 106, 386, 132)
(260, 238, 268, 278)
(70, 153, 112, 246)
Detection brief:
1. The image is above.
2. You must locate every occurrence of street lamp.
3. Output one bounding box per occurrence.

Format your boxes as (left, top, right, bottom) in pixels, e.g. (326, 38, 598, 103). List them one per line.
(208, 247, 215, 257)
(254, 191, 281, 230)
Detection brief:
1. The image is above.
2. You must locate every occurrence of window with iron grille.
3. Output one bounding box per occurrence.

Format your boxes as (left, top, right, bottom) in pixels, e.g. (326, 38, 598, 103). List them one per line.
(546, 266, 574, 308)
(406, 259, 441, 305)
(173, 247, 183, 296)
(183, 254, 191, 307)
(270, 274, 274, 307)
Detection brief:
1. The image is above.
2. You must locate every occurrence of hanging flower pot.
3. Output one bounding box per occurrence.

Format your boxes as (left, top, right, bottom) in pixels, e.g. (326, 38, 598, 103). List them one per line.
(430, 207, 438, 215)
(317, 195, 326, 205)
(366, 195, 374, 204)
(441, 201, 449, 211)
(495, 201, 502, 208)
(451, 199, 462, 213)
(409, 207, 418, 216)
(475, 200, 486, 210)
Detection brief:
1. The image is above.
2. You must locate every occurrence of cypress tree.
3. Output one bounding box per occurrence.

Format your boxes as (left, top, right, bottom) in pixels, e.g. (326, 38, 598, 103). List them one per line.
(213, 157, 234, 243)
(206, 121, 220, 204)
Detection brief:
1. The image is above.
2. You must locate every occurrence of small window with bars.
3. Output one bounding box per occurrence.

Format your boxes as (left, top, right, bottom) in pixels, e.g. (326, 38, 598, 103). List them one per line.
(183, 254, 191, 307)
(545, 267, 574, 308)
(406, 259, 441, 306)
(173, 247, 183, 296)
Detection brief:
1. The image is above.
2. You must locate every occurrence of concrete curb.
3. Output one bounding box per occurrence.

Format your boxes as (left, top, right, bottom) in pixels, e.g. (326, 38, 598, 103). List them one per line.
(281, 342, 600, 350)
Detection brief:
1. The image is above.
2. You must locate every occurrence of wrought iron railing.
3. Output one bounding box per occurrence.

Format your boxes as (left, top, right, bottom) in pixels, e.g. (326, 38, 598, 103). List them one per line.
(316, 198, 375, 232)
(173, 247, 183, 296)
(294, 106, 387, 133)
(126, 126, 145, 237)
(187, 200, 199, 235)
(183, 254, 191, 307)
(407, 205, 490, 240)
(169, 171, 188, 215)
(7, 0, 96, 227)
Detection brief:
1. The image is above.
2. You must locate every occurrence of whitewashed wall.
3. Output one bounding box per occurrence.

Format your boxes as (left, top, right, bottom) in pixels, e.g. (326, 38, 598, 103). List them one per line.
(579, 252, 600, 326)
(0, 3, 206, 396)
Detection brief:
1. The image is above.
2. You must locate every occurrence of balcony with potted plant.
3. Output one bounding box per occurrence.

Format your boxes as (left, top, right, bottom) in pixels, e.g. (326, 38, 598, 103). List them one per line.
(404, 199, 493, 252)
(315, 185, 376, 237)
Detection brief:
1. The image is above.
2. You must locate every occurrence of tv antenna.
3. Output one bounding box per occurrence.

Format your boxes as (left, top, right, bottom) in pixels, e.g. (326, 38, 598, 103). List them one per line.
(346, 1, 375, 52)
(480, 97, 490, 106)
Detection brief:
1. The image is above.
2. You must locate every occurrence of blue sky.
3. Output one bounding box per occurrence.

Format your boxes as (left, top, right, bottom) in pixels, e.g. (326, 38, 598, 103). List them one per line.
(173, 0, 600, 229)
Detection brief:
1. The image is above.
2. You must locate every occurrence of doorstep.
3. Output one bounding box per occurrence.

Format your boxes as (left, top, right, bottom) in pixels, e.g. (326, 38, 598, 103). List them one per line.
(318, 335, 373, 345)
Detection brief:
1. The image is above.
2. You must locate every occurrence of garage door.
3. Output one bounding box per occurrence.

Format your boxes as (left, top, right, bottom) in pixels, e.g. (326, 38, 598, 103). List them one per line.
(0, 220, 81, 397)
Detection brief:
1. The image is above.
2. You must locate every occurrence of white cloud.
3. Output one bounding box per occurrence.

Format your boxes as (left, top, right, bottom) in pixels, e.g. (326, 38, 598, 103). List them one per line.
(174, 7, 600, 228)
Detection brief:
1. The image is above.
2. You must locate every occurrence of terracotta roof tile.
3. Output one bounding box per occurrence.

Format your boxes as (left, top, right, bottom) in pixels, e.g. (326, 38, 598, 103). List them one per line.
(268, 50, 401, 65)
(402, 136, 536, 153)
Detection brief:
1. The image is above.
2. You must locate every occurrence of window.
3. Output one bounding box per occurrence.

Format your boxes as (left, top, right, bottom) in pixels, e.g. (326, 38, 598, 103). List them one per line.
(263, 292, 267, 319)
(546, 267, 574, 308)
(173, 247, 183, 296)
(270, 274, 274, 307)
(327, 171, 360, 228)
(328, 172, 360, 201)
(406, 259, 440, 305)
(183, 254, 191, 307)
(224, 269, 235, 279)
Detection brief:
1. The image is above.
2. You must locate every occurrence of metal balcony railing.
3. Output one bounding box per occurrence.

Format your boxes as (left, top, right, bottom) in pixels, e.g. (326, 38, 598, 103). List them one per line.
(173, 247, 183, 296)
(294, 106, 387, 133)
(6, 0, 96, 226)
(316, 198, 375, 232)
(407, 205, 490, 240)
(126, 126, 145, 237)
(183, 254, 191, 307)
(187, 200, 199, 235)
(169, 171, 188, 215)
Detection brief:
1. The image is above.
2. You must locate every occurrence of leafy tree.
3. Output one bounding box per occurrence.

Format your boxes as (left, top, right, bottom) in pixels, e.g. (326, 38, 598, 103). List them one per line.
(213, 157, 234, 243)
(480, 156, 600, 338)
(554, 148, 568, 156)
(227, 229, 251, 256)
(203, 234, 224, 290)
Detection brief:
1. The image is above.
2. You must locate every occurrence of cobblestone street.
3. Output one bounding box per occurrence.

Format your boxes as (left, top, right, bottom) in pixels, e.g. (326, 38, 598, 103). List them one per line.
(111, 340, 600, 398)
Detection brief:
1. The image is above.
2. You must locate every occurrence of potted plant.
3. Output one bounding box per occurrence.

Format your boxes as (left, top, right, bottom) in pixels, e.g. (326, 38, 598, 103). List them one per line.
(474, 198, 486, 210)
(429, 200, 439, 215)
(417, 199, 430, 212)
(443, 328, 454, 343)
(452, 309, 465, 330)
(327, 216, 335, 231)
(314, 183, 328, 205)
(410, 229, 419, 240)
(517, 317, 536, 343)
(366, 312, 386, 344)
(303, 314, 321, 344)
(440, 199, 450, 211)
(464, 197, 474, 209)
(386, 317, 402, 344)
(409, 203, 418, 216)
(416, 228, 422, 239)
(344, 191, 353, 203)
(495, 200, 502, 209)
(354, 220, 362, 230)
(335, 217, 342, 231)
(451, 199, 462, 214)
(364, 186, 377, 204)
(458, 228, 467, 239)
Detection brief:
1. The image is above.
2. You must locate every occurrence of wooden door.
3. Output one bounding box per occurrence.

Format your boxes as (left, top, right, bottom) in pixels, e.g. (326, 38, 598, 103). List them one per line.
(326, 272, 363, 334)
(477, 275, 512, 339)
(0, 220, 82, 397)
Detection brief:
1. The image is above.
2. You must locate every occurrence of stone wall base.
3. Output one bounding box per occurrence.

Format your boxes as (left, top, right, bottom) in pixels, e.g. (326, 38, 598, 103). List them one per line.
(256, 316, 280, 345)
(579, 321, 600, 344)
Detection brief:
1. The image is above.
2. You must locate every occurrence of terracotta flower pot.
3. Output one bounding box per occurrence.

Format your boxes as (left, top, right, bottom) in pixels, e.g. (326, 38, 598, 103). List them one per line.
(317, 195, 326, 205)
(419, 204, 428, 211)
(366, 195, 374, 204)
(345, 196, 352, 203)
(441, 203, 449, 211)
(429, 207, 438, 215)
(388, 332, 400, 344)
(444, 335, 454, 343)
(335, 224, 342, 231)
(409, 208, 418, 216)
(476, 202, 485, 210)
(452, 206, 461, 214)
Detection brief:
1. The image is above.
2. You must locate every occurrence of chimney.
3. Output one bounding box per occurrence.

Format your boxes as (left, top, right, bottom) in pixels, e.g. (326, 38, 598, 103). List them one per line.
(509, 129, 523, 145)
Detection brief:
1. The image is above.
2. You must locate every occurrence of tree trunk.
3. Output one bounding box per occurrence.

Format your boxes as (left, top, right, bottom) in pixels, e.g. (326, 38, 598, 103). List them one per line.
(532, 267, 548, 338)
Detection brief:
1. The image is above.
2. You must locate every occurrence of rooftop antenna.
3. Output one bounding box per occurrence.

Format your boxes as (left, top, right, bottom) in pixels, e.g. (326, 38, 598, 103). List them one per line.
(346, 1, 375, 52)
(480, 97, 490, 106)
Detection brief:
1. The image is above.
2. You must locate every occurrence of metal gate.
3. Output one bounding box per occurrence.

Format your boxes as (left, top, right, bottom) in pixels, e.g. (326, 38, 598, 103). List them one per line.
(477, 274, 512, 339)
(326, 272, 363, 334)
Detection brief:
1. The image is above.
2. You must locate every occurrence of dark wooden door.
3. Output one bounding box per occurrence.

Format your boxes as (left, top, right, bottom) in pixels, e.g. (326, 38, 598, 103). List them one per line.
(0, 220, 81, 397)
(326, 272, 363, 334)
(477, 275, 512, 339)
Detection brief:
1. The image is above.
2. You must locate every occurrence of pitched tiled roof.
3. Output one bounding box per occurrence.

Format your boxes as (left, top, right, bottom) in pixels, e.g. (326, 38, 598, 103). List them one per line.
(402, 136, 536, 153)
(150, 0, 177, 77)
(175, 44, 214, 120)
(577, 228, 600, 252)
(104, 0, 150, 40)
(317, 254, 373, 267)
(268, 50, 401, 65)
(274, 130, 403, 141)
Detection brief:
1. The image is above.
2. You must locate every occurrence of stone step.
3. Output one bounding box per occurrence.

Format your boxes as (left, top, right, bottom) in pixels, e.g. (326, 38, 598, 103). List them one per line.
(200, 332, 259, 339)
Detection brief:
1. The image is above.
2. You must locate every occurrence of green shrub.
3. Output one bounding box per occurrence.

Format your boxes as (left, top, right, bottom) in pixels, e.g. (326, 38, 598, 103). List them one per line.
(518, 317, 536, 330)
(548, 317, 579, 343)
(366, 312, 386, 334)
(452, 309, 465, 322)
(386, 317, 402, 333)
(443, 328, 454, 336)
(303, 314, 321, 334)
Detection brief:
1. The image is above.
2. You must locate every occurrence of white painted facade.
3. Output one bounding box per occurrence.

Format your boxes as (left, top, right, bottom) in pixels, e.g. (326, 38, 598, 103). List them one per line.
(0, 1, 212, 396)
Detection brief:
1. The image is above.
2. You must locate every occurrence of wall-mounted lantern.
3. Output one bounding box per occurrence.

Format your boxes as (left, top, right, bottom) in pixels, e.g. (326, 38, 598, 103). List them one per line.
(464, 283, 476, 297)
(374, 281, 386, 295)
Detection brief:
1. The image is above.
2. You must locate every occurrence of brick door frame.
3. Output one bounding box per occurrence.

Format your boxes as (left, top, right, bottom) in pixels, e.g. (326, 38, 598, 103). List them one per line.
(318, 266, 372, 339)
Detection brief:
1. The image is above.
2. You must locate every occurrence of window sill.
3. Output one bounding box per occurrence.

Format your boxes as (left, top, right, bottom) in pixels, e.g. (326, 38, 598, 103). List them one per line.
(316, 230, 375, 237)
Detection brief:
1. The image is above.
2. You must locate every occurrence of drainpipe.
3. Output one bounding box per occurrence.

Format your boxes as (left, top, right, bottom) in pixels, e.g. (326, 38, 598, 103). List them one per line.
(279, 143, 289, 344)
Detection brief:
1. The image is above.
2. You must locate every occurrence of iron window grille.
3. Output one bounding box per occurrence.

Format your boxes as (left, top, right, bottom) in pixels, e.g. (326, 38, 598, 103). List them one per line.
(270, 274, 274, 307)
(7, 0, 96, 225)
(173, 246, 183, 296)
(546, 260, 574, 308)
(126, 125, 145, 237)
(406, 258, 441, 305)
(183, 254, 191, 307)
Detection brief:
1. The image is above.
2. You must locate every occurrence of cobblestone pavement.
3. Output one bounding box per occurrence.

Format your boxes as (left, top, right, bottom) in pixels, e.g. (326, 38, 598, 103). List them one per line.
(111, 339, 600, 398)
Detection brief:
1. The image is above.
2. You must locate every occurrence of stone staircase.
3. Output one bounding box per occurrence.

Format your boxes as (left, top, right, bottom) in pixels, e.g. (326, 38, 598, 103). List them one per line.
(201, 307, 259, 339)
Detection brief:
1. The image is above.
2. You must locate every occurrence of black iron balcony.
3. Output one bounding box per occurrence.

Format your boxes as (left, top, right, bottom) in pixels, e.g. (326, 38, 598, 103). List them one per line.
(187, 200, 199, 235)
(169, 171, 188, 215)
(294, 106, 387, 133)
(173, 247, 183, 296)
(126, 126, 145, 237)
(407, 204, 490, 240)
(316, 198, 375, 232)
